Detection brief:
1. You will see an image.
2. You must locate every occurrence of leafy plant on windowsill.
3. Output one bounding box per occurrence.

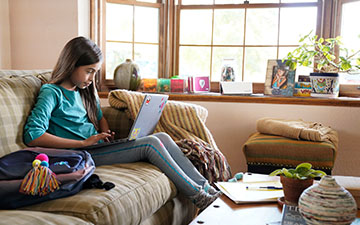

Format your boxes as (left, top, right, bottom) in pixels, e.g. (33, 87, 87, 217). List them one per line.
(270, 162, 326, 180)
(284, 31, 360, 73)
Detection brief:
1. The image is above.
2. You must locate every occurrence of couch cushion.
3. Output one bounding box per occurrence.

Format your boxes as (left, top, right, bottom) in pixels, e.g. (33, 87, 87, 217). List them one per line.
(0, 210, 93, 225)
(140, 194, 197, 225)
(21, 162, 179, 225)
(0, 75, 42, 157)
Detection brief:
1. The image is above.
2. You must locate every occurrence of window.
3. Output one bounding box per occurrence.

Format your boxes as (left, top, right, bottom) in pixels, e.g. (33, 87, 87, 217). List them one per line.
(177, 1, 319, 82)
(94, 0, 359, 95)
(104, 0, 162, 84)
(338, 0, 360, 85)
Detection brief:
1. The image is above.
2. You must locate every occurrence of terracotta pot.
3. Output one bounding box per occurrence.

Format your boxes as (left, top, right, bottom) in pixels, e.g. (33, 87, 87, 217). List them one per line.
(280, 175, 314, 205)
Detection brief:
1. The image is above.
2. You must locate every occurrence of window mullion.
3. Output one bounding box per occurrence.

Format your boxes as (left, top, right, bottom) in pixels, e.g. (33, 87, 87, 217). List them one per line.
(242, 7, 247, 82)
(210, 8, 215, 80)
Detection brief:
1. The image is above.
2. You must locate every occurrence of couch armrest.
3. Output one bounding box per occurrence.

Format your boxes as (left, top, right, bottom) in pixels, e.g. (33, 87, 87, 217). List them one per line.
(101, 106, 133, 139)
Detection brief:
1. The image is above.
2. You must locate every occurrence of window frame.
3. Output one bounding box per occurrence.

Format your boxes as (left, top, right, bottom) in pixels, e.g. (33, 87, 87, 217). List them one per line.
(175, 1, 323, 82)
(93, 0, 165, 91)
(93, 0, 360, 97)
(334, 0, 360, 97)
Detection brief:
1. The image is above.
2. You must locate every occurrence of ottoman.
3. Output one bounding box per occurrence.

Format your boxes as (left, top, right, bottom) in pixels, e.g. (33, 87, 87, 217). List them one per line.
(242, 132, 337, 175)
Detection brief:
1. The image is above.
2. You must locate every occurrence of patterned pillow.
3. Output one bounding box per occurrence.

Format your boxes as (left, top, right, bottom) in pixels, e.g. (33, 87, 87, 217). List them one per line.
(0, 75, 42, 157)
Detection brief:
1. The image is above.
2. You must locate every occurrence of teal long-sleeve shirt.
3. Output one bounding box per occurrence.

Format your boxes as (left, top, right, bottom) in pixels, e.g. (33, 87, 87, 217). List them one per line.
(23, 84, 103, 145)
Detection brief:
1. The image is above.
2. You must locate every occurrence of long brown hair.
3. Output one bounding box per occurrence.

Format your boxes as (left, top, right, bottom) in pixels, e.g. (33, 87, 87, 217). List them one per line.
(50, 37, 103, 130)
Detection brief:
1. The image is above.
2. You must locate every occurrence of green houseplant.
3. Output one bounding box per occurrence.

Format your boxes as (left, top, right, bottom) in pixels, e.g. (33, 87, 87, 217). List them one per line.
(270, 162, 326, 205)
(284, 31, 360, 97)
(284, 31, 360, 73)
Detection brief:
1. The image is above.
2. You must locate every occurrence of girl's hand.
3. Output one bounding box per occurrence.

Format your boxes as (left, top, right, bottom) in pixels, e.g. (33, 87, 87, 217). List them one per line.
(105, 130, 115, 142)
(82, 132, 112, 146)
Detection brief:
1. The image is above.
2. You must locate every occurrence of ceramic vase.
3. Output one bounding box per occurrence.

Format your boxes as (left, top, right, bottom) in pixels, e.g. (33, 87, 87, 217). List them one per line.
(310, 72, 339, 98)
(113, 59, 141, 91)
(299, 175, 357, 225)
(280, 175, 314, 206)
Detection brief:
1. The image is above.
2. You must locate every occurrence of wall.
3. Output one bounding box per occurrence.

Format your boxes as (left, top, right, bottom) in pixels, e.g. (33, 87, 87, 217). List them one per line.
(100, 98, 360, 177)
(0, 0, 11, 69)
(78, 0, 90, 38)
(191, 102, 360, 177)
(2, 0, 90, 70)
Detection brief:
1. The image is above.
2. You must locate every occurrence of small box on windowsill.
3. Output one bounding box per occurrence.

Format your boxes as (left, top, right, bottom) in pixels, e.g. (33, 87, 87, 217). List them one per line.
(157, 78, 171, 92)
(170, 79, 186, 93)
(188, 76, 210, 93)
(220, 81, 253, 95)
(142, 78, 157, 92)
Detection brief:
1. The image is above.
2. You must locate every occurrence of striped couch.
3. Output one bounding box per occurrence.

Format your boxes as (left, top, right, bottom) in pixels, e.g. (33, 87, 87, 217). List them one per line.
(0, 70, 197, 225)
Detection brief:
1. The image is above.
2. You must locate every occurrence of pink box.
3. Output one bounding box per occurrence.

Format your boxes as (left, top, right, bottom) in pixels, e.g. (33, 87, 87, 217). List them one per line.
(188, 76, 210, 93)
(170, 79, 186, 93)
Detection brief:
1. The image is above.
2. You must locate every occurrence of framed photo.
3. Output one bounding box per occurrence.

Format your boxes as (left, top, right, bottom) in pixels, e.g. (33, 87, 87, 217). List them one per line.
(264, 59, 295, 96)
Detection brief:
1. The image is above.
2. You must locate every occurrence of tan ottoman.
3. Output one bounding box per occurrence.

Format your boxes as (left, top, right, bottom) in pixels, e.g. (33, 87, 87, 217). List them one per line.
(242, 132, 337, 175)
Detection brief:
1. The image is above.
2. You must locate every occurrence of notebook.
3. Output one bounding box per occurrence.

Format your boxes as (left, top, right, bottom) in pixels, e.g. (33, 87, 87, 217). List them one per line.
(215, 173, 284, 204)
(82, 93, 168, 150)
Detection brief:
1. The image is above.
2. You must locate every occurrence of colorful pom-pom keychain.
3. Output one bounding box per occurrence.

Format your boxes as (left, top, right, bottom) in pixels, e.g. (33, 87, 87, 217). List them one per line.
(19, 153, 60, 196)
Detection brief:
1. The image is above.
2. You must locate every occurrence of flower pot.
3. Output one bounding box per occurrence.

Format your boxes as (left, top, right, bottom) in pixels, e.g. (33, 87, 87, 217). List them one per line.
(310, 72, 339, 97)
(299, 175, 357, 225)
(280, 175, 314, 205)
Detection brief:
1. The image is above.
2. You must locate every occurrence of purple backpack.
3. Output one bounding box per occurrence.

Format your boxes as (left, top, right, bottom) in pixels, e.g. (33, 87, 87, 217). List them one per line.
(0, 147, 95, 209)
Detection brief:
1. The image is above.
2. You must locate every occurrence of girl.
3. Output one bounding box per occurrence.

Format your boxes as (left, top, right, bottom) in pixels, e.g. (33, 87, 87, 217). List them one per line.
(23, 37, 220, 211)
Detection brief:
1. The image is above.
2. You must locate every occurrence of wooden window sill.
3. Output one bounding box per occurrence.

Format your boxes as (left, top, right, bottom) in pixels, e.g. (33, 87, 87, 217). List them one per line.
(99, 91, 360, 107)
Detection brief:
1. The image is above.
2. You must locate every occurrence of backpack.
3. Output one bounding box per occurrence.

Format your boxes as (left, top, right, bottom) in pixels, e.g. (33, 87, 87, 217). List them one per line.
(0, 147, 95, 209)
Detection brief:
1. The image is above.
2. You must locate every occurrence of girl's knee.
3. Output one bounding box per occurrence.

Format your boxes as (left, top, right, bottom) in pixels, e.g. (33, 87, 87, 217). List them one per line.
(146, 135, 163, 147)
(154, 132, 172, 141)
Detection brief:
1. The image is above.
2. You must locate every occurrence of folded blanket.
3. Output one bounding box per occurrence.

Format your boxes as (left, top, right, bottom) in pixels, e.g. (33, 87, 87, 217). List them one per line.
(108, 90, 231, 184)
(256, 117, 338, 150)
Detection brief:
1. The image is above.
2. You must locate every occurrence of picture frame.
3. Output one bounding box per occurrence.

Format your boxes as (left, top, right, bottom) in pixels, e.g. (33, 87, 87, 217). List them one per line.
(264, 59, 296, 96)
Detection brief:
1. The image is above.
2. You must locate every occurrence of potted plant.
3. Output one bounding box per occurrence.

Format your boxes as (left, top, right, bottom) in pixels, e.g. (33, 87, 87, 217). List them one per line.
(284, 31, 360, 97)
(270, 162, 326, 205)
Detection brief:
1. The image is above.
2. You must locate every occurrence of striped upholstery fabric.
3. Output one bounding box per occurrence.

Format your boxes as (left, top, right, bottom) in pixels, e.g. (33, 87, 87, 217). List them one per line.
(243, 132, 336, 170)
(0, 210, 93, 225)
(0, 75, 42, 156)
(21, 162, 196, 225)
(108, 90, 215, 147)
(101, 106, 133, 139)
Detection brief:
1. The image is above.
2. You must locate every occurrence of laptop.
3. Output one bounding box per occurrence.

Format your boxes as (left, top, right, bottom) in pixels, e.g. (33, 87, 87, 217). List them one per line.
(82, 93, 168, 150)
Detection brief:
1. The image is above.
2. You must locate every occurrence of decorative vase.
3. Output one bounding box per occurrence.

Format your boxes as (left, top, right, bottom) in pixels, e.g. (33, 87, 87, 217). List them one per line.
(280, 175, 314, 206)
(113, 59, 141, 91)
(309, 72, 339, 98)
(299, 175, 357, 225)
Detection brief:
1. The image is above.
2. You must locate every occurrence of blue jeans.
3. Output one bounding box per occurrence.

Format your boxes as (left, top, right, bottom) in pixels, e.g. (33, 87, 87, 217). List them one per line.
(85, 132, 207, 197)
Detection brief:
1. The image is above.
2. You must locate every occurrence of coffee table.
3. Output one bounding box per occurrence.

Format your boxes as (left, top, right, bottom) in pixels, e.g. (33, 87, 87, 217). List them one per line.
(189, 195, 360, 225)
